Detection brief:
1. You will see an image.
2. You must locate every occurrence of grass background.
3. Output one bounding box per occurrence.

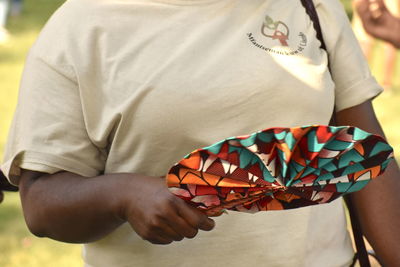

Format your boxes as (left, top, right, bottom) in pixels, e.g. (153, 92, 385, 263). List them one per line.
(0, 0, 399, 266)
(0, 1, 83, 266)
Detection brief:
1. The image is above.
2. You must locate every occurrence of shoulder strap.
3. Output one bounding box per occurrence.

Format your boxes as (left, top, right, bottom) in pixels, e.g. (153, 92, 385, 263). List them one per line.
(299, 0, 327, 51)
(299, 1, 371, 267)
(345, 196, 372, 267)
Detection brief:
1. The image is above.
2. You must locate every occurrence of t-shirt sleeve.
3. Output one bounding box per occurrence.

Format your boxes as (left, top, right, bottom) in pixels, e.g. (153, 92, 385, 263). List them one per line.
(315, 0, 383, 112)
(1, 30, 106, 185)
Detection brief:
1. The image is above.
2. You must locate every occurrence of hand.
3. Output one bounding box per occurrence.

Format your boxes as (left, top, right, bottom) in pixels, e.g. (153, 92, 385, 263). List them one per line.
(120, 175, 215, 245)
(354, 0, 400, 48)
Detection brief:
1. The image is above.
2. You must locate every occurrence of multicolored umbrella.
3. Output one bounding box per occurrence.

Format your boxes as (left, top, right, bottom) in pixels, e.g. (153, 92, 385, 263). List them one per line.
(166, 125, 394, 216)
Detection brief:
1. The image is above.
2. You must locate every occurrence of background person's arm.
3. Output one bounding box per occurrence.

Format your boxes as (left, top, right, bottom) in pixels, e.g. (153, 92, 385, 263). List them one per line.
(354, 0, 400, 48)
(336, 100, 400, 266)
(18, 170, 215, 244)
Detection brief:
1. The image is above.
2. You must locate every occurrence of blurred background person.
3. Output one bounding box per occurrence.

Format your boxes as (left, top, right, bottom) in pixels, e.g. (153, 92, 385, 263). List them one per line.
(355, 0, 400, 48)
(0, 0, 23, 44)
(0, 0, 10, 44)
(352, 0, 399, 90)
(10, 0, 22, 17)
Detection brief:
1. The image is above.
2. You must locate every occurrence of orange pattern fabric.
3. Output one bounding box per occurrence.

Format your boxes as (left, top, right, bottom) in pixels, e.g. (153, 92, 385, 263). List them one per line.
(167, 125, 394, 216)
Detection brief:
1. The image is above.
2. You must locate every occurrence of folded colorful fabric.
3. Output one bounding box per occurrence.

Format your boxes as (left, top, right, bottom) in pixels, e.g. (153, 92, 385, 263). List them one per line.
(167, 125, 394, 216)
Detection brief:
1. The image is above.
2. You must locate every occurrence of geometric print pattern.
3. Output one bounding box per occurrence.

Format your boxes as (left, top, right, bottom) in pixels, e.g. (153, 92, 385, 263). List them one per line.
(167, 126, 394, 216)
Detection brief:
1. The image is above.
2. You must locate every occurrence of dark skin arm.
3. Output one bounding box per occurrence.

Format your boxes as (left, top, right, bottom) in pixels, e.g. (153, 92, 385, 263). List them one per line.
(17, 100, 400, 263)
(18, 171, 214, 244)
(336, 100, 400, 266)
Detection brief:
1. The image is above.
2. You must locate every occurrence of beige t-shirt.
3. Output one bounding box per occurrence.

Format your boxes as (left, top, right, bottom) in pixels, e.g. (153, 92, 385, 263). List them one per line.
(2, 0, 383, 266)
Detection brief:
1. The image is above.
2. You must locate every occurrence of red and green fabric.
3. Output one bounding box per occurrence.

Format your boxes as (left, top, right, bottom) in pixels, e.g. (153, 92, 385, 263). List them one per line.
(166, 125, 394, 216)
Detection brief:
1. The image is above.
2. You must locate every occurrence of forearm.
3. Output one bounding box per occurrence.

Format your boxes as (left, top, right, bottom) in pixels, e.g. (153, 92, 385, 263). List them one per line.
(19, 170, 132, 243)
(351, 163, 400, 266)
(19, 170, 215, 245)
(336, 102, 400, 265)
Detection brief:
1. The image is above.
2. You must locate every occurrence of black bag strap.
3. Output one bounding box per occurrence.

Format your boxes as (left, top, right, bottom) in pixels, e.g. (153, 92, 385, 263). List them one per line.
(0, 170, 18, 192)
(299, 1, 371, 266)
(300, 0, 327, 51)
(345, 196, 371, 267)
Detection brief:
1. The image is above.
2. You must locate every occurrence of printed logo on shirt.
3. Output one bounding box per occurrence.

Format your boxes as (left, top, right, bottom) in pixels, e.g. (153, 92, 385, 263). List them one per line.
(261, 16, 289, 46)
(247, 15, 308, 56)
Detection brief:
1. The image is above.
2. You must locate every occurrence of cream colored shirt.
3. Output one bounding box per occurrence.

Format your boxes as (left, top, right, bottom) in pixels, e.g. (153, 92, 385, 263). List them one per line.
(2, 0, 383, 266)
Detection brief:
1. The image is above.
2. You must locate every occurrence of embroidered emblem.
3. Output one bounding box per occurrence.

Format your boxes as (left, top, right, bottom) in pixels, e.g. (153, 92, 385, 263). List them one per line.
(261, 15, 290, 46)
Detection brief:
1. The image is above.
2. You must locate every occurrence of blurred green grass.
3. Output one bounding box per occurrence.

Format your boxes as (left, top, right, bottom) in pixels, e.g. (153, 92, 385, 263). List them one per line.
(0, 0, 82, 266)
(0, 192, 82, 267)
(0, 0, 399, 266)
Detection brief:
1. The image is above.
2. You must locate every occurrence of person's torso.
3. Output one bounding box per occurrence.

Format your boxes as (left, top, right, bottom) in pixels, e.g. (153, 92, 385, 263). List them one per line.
(58, 0, 352, 265)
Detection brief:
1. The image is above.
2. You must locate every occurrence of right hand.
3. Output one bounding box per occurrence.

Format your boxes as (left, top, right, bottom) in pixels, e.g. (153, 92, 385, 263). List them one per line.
(120, 174, 215, 245)
(354, 0, 400, 48)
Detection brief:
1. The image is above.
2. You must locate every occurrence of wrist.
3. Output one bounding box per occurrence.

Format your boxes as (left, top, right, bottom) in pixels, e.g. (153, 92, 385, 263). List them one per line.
(107, 173, 138, 222)
(112, 173, 164, 221)
(114, 173, 172, 226)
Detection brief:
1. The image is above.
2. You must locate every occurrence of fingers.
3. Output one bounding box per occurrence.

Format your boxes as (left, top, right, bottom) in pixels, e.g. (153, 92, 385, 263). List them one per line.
(355, 0, 374, 20)
(355, 0, 387, 20)
(129, 195, 215, 245)
(124, 176, 216, 245)
(175, 199, 215, 232)
(373, 0, 387, 12)
(369, 0, 385, 20)
(198, 216, 215, 231)
(134, 215, 185, 245)
(153, 223, 185, 242)
(354, 0, 369, 12)
(165, 215, 199, 239)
